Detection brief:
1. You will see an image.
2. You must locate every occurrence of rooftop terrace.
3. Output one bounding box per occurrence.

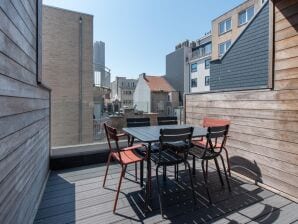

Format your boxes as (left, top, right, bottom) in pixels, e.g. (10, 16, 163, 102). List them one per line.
(34, 162, 297, 224)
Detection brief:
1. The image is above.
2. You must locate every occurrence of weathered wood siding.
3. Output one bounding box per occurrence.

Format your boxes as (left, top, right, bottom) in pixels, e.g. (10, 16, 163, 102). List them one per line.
(0, 0, 50, 223)
(186, 0, 298, 199)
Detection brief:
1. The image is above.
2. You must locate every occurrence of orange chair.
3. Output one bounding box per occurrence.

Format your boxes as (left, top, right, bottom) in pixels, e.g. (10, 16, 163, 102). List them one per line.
(192, 117, 231, 176)
(103, 123, 147, 213)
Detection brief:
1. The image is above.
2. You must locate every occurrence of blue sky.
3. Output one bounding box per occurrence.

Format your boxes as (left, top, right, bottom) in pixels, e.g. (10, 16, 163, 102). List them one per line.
(43, 0, 244, 81)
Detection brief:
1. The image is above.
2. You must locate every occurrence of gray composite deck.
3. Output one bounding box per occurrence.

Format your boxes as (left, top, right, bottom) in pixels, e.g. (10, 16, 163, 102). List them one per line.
(34, 162, 298, 224)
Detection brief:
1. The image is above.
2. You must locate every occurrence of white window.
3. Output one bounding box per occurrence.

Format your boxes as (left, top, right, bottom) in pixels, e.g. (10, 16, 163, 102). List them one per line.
(219, 18, 232, 35)
(238, 6, 254, 26)
(219, 40, 231, 56)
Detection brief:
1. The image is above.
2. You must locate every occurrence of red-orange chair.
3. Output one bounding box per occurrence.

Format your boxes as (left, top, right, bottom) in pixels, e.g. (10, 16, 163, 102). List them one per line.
(192, 117, 231, 176)
(103, 123, 147, 213)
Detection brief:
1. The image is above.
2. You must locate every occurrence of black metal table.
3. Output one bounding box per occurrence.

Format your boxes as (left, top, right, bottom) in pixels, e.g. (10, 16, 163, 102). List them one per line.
(122, 124, 207, 207)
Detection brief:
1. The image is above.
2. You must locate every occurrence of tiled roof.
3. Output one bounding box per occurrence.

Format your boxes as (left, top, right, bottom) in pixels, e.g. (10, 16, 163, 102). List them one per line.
(143, 75, 175, 92)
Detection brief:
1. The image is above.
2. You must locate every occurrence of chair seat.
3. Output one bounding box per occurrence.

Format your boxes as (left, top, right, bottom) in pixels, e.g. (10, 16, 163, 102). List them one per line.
(151, 150, 184, 165)
(112, 150, 143, 165)
(189, 146, 219, 160)
(192, 138, 222, 148)
(135, 143, 160, 157)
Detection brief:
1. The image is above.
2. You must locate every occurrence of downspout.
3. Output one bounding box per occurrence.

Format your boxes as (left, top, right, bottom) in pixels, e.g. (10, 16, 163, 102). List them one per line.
(79, 17, 83, 143)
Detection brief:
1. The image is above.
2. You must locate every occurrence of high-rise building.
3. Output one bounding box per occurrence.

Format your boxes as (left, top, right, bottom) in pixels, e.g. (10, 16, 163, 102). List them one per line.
(93, 41, 111, 88)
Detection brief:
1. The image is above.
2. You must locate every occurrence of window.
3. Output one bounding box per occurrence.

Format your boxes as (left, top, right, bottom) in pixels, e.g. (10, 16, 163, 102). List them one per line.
(238, 6, 254, 26)
(205, 76, 210, 86)
(205, 59, 211, 69)
(191, 78, 197, 88)
(219, 18, 232, 35)
(191, 63, 197, 72)
(219, 40, 231, 56)
(205, 43, 212, 55)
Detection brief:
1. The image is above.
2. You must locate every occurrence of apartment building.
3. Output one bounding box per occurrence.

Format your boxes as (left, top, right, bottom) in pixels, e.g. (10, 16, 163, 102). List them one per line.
(211, 0, 265, 60)
(42, 6, 94, 146)
(111, 77, 137, 108)
(188, 34, 212, 93)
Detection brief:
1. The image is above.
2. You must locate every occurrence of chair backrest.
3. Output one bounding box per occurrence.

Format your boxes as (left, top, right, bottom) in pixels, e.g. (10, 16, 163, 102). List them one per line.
(104, 123, 120, 153)
(157, 116, 178, 125)
(126, 117, 150, 127)
(203, 125, 229, 158)
(159, 127, 194, 158)
(203, 117, 230, 128)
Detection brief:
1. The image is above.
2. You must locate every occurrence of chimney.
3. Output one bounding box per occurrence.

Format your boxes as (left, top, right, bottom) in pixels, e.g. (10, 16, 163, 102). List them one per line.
(139, 73, 146, 79)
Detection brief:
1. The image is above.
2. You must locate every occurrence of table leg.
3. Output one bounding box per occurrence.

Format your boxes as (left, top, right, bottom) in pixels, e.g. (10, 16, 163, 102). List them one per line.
(145, 142, 152, 209)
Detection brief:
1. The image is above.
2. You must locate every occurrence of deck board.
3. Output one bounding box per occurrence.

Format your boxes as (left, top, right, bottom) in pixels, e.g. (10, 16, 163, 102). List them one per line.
(34, 162, 297, 224)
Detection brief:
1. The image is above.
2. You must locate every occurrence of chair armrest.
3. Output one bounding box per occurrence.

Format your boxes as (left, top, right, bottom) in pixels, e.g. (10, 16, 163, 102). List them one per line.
(117, 133, 128, 138)
(121, 144, 147, 151)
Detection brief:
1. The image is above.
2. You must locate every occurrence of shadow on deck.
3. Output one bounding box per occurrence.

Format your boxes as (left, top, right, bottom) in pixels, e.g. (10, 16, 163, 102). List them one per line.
(34, 162, 297, 224)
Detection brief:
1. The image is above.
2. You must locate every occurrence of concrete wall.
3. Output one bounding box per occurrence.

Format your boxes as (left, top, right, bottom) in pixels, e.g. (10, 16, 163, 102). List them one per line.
(165, 47, 191, 95)
(0, 0, 50, 223)
(211, 0, 263, 60)
(210, 2, 269, 91)
(42, 6, 94, 146)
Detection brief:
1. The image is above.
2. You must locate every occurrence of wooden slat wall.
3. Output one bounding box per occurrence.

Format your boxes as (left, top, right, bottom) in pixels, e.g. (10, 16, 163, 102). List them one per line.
(0, 0, 50, 223)
(185, 0, 298, 199)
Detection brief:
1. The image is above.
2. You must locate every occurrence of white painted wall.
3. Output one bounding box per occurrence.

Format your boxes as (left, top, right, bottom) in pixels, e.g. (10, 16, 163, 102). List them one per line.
(190, 56, 211, 93)
(133, 76, 151, 112)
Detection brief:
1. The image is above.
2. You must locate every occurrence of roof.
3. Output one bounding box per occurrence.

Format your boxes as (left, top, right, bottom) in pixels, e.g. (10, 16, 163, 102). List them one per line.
(143, 75, 175, 92)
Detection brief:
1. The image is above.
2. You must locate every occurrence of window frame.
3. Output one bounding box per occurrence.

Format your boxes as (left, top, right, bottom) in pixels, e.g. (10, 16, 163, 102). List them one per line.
(205, 76, 210, 86)
(205, 59, 211, 69)
(191, 63, 197, 73)
(219, 40, 232, 57)
(191, 78, 198, 88)
(219, 18, 232, 35)
(238, 5, 254, 26)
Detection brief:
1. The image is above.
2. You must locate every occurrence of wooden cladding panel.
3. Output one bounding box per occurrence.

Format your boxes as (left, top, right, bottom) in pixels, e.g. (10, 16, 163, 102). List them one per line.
(186, 0, 298, 199)
(0, 0, 49, 223)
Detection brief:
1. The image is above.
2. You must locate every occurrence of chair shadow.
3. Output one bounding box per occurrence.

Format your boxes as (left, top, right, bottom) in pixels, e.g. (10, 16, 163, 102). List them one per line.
(115, 160, 281, 223)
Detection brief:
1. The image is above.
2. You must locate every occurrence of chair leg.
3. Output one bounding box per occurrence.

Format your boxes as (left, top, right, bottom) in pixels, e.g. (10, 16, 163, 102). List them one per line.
(174, 164, 177, 179)
(220, 154, 231, 192)
(205, 160, 209, 179)
(103, 153, 112, 187)
(135, 163, 138, 181)
(192, 155, 196, 176)
(140, 161, 144, 187)
(113, 165, 127, 213)
(214, 158, 224, 187)
(185, 161, 196, 206)
(156, 165, 164, 217)
(223, 147, 231, 177)
(163, 165, 167, 181)
(202, 160, 212, 204)
(176, 164, 179, 181)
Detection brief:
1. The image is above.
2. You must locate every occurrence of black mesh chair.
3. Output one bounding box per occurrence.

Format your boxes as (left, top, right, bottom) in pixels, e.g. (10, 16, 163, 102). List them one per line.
(126, 117, 151, 185)
(127, 117, 150, 145)
(190, 125, 231, 204)
(157, 116, 178, 125)
(151, 127, 196, 217)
